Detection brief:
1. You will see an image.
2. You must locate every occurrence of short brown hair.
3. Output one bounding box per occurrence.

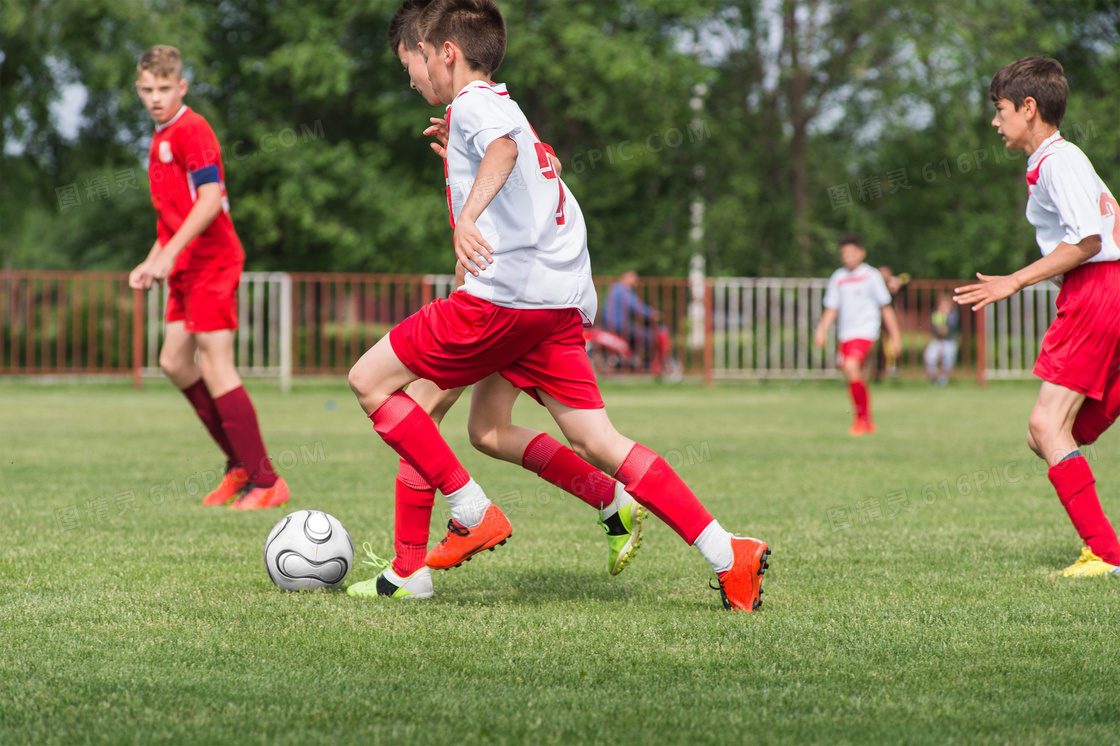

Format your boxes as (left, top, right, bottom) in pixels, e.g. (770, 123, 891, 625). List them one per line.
(388, 0, 433, 54)
(839, 233, 864, 249)
(420, 0, 505, 77)
(989, 56, 1068, 127)
(137, 45, 183, 79)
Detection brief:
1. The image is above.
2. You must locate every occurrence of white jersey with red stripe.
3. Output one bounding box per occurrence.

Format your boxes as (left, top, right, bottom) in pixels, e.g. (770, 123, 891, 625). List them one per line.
(1026, 131, 1120, 263)
(823, 263, 892, 343)
(444, 80, 596, 324)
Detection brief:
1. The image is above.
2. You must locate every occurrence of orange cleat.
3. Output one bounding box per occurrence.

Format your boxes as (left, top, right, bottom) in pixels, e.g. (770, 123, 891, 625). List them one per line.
(715, 536, 770, 612)
(425, 504, 512, 570)
(230, 477, 290, 510)
(202, 467, 249, 506)
(849, 418, 876, 436)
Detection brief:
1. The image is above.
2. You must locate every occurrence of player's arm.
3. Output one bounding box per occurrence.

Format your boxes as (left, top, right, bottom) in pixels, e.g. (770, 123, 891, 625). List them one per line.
(138, 182, 224, 286)
(814, 307, 838, 348)
(880, 304, 903, 357)
(454, 135, 518, 276)
(128, 238, 163, 290)
(427, 116, 562, 176)
(953, 235, 1101, 311)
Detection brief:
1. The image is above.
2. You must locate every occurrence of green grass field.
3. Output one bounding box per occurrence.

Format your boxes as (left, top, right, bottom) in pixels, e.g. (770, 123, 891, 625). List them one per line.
(2, 378, 1118, 745)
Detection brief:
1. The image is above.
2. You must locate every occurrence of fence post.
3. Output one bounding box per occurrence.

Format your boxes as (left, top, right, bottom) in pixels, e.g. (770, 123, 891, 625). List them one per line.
(280, 273, 292, 394)
(976, 302, 987, 388)
(132, 287, 144, 389)
(703, 281, 714, 387)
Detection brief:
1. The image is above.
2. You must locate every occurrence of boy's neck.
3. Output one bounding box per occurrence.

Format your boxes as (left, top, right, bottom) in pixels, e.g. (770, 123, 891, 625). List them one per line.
(449, 66, 493, 99)
(1024, 124, 1059, 157)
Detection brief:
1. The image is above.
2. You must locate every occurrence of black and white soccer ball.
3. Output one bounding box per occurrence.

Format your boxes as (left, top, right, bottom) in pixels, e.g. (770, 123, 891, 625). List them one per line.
(264, 510, 354, 591)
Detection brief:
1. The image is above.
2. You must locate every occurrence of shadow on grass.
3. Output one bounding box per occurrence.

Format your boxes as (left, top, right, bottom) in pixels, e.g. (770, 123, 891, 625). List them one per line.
(435, 569, 640, 607)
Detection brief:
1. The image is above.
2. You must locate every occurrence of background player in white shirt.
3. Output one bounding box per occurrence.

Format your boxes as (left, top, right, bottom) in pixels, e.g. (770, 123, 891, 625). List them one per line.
(814, 234, 902, 435)
(955, 56, 1120, 578)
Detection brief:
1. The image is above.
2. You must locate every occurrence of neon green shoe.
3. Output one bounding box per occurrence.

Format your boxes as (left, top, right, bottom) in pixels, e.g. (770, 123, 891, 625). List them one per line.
(346, 543, 434, 599)
(598, 485, 645, 575)
(1060, 546, 1120, 578)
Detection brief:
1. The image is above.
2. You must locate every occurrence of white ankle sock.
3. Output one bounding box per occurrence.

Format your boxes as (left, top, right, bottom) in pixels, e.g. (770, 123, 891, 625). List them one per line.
(693, 520, 734, 574)
(600, 483, 631, 520)
(444, 479, 491, 528)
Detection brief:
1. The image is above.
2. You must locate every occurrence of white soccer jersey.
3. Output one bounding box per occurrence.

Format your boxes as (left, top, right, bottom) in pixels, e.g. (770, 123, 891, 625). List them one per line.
(823, 263, 892, 343)
(1026, 131, 1120, 263)
(444, 80, 596, 324)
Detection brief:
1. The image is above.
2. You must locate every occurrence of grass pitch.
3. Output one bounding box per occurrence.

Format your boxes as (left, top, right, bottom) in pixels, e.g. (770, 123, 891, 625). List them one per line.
(1, 378, 1118, 745)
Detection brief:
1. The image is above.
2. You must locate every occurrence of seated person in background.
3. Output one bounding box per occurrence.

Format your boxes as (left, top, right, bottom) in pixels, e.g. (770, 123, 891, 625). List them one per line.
(602, 270, 670, 375)
(924, 293, 960, 386)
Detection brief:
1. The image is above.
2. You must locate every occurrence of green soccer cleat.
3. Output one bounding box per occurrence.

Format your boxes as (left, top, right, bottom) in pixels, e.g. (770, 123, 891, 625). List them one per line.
(598, 484, 645, 575)
(347, 544, 434, 600)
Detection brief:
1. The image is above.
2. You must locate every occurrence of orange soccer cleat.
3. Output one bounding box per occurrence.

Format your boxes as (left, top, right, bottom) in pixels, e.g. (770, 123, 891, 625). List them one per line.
(425, 504, 512, 570)
(849, 418, 877, 436)
(714, 536, 770, 612)
(201, 467, 250, 506)
(230, 477, 290, 510)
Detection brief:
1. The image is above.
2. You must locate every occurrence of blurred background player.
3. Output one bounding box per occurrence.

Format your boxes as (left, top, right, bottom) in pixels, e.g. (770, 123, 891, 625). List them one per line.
(127, 45, 287, 511)
(602, 269, 671, 377)
(346, 0, 645, 601)
(955, 56, 1120, 578)
(814, 234, 902, 435)
(347, 0, 769, 612)
(923, 293, 959, 386)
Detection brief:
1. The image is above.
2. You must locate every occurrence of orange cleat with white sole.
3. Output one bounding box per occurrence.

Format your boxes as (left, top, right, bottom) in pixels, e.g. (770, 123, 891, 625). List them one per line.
(849, 418, 876, 436)
(425, 504, 512, 570)
(230, 477, 290, 510)
(715, 536, 770, 612)
(202, 467, 249, 506)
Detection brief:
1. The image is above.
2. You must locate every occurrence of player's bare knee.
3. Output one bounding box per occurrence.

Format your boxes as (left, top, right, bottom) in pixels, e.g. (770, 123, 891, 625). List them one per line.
(347, 363, 369, 399)
(1025, 427, 1043, 457)
(467, 422, 500, 457)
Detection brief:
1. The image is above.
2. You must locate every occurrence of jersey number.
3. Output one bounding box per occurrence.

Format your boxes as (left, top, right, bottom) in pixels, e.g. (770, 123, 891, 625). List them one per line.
(535, 142, 566, 226)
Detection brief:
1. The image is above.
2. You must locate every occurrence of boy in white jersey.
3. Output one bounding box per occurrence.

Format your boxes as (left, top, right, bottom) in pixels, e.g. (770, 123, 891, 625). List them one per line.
(347, 0, 770, 611)
(347, 0, 645, 601)
(814, 234, 902, 435)
(955, 56, 1120, 578)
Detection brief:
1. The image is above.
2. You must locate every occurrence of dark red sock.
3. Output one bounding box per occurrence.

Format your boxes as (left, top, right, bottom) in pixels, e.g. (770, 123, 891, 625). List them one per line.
(180, 380, 236, 469)
(849, 380, 869, 420)
(213, 386, 277, 487)
(522, 433, 615, 509)
(370, 391, 469, 495)
(612, 443, 713, 544)
(393, 458, 435, 576)
(1049, 455, 1120, 564)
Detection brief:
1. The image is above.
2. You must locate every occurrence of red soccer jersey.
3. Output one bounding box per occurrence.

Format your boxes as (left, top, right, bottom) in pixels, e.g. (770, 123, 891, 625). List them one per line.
(148, 106, 244, 271)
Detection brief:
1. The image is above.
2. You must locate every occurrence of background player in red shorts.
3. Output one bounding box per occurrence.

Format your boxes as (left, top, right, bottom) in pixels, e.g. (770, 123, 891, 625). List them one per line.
(346, 1, 645, 601)
(814, 234, 902, 435)
(128, 45, 288, 511)
(347, 0, 769, 612)
(956, 56, 1120, 578)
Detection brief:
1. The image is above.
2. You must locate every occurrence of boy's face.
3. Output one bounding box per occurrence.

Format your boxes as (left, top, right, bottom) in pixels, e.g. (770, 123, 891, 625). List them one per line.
(991, 97, 1033, 152)
(420, 40, 454, 105)
(397, 42, 442, 106)
(840, 243, 865, 270)
(136, 70, 187, 125)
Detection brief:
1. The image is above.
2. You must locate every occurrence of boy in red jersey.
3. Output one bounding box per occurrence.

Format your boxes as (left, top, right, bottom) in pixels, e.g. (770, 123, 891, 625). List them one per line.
(956, 56, 1120, 578)
(347, 0, 770, 612)
(128, 46, 288, 511)
(347, 1, 645, 601)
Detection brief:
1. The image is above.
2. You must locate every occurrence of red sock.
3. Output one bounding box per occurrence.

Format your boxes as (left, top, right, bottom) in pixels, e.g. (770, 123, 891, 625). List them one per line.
(393, 458, 435, 576)
(849, 380, 869, 421)
(522, 433, 615, 509)
(612, 443, 713, 544)
(370, 391, 469, 495)
(1049, 455, 1120, 564)
(180, 380, 236, 470)
(213, 386, 277, 487)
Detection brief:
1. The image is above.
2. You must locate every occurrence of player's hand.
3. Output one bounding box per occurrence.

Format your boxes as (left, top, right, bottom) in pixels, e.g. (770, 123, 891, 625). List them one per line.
(145, 252, 176, 286)
(813, 328, 827, 349)
(890, 336, 903, 358)
(954, 273, 1021, 311)
(453, 217, 494, 276)
(128, 262, 151, 290)
(548, 152, 562, 178)
(424, 117, 449, 159)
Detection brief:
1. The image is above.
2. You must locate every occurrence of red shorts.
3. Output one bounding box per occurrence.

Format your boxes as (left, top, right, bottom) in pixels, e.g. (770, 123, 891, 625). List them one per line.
(838, 338, 874, 365)
(389, 292, 605, 409)
(165, 262, 241, 333)
(1034, 261, 1120, 401)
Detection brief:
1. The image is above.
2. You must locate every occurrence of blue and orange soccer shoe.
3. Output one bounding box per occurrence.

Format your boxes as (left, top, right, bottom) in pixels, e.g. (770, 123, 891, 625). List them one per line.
(230, 477, 290, 511)
(202, 467, 249, 506)
(714, 536, 770, 612)
(425, 504, 512, 570)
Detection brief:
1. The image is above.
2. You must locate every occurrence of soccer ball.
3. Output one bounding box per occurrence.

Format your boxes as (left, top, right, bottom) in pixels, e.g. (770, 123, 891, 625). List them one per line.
(263, 510, 354, 591)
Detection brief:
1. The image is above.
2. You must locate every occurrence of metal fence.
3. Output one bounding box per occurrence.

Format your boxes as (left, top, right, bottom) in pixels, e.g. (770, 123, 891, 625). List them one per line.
(3, 269, 1062, 386)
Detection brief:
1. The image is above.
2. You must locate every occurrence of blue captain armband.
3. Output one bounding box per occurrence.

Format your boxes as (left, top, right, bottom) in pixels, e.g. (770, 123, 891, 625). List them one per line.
(189, 164, 220, 186)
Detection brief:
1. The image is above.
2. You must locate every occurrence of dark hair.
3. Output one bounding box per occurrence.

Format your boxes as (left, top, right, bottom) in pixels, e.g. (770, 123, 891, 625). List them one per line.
(989, 56, 1068, 127)
(420, 0, 505, 77)
(839, 233, 865, 249)
(388, 0, 433, 54)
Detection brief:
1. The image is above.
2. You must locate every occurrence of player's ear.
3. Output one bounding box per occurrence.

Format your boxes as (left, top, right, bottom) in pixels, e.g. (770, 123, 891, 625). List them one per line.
(178, 77, 189, 97)
(1021, 96, 1037, 119)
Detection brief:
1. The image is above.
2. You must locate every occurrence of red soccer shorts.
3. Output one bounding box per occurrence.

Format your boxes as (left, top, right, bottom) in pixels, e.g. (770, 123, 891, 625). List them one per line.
(838, 338, 874, 366)
(165, 261, 242, 333)
(389, 292, 604, 409)
(1034, 261, 1120, 402)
